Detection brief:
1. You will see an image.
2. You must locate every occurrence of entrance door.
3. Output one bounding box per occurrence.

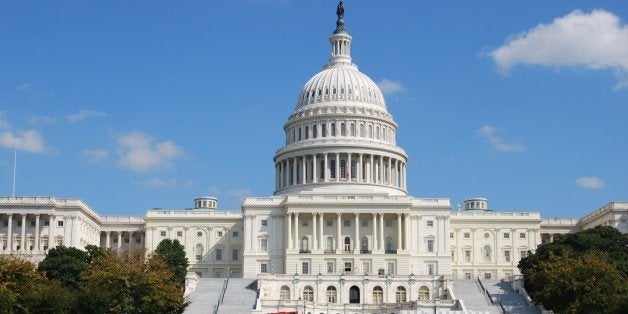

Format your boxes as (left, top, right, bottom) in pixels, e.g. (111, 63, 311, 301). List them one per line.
(349, 286, 360, 303)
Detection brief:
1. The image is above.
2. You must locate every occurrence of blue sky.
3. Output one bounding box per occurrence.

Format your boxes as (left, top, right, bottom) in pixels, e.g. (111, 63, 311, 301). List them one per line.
(1, 0, 626, 217)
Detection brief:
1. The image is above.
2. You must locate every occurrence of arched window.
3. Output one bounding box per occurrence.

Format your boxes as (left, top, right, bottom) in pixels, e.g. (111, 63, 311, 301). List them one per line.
(372, 286, 383, 304)
(418, 286, 430, 301)
(326, 286, 337, 303)
(326, 236, 334, 252)
(340, 159, 346, 179)
(322, 124, 327, 137)
(330, 159, 336, 179)
(303, 286, 314, 302)
(395, 286, 407, 303)
(344, 237, 351, 252)
(280, 286, 290, 300)
(301, 237, 309, 253)
(305, 126, 309, 139)
(331, 123, 336, 136)
(360, 124, 365, 137)
(484, 245, 492, 262)
(312, 125, 317, 138)
(368, 125, 373, 138)
(340, 123, 346, 136)
(375, 126, 380, 139)
(195, 244, 203, 261)
(350, 123, 355, 136)
(361, 236, 368, 252)
(386, 237, 393, 252)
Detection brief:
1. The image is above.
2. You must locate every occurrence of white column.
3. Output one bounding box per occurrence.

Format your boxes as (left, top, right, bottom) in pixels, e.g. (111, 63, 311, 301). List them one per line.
(347, 153, 352, 180)
(312, 213, 317, 251)
(335, 153, 340, 182)
(312, 154, 318, 183)
(394, 159, 399, 187)
(117, 231, 122, 250)
(294, 213, 300, 251)
(292, 157, 297, 185)
(284, 160, 289, 188)
(34, 214, 40, 252)
(48, 214, 55, 251)
(369, 155, 374, 183)
(105, 231, 111, 248)
(404, 213, 410, 252)
(397, 213, 402, 251)
(7, 214, 12, 252)
(323, 154, 328, 182)
(287, 213, 293, 250)
(379, 156, 383, 184)
(358, 154, 363, 182)
(379, 214, 384, 251)
(336, 212, 342, 252)
(387, 158, 392, 185)
(318, 213, 324, 250)
(354, 213, 359, 253)
(20, 214, 26, 252)
(301, 156, 306, 184)
(72, 216, 80, 247)
(372, 213, 378, 252)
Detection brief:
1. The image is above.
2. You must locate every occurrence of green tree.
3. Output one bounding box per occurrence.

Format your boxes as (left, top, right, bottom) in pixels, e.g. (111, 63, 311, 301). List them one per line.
(37, 245, 92, 290)
(519, 226, 628, 313)
(153, 239, 189, 287)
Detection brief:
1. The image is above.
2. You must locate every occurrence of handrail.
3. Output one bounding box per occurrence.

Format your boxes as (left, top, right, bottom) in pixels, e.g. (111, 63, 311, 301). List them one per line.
(213, 278, 229, 314)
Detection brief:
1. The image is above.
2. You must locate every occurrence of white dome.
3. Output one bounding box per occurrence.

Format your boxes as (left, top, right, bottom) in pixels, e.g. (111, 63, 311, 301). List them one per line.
(296, 64, 386, 110)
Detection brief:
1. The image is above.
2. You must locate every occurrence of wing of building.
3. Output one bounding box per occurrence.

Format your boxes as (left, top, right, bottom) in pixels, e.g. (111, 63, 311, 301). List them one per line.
(1, 2, 626, 313)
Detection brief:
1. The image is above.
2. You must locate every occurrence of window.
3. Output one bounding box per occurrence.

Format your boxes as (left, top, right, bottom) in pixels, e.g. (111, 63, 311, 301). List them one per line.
(504, 250, 511, 262)
(519, 232, 526, 239)
(160, 231, 167, 237)
(124, 238, 130, 243)
(340, 123, 346, 136)
(418, 286, 430, 301)
(300, 237, 309, 253)
(484, 232, 490, 239)
(361, 220, 368, 227)
(426, 220, 434, 227)
(216, 231, 224, 237)
(427, 263, 435, 275)
(387, 262, 395, 275)
(463, 232, 470, 239)
(503, 232, 510, 239)
(261, 220, 268, 226)
(302, 261, 309, 274)
(17, 220, 22, 227)
(301, 220, 309, 227)
(326, 237, 334, 253)
(326, 220, 333, 227)
(260, 263, 268, 274)
(216, 248, 222, 261)
(303, 286, 314, 302)
(326, 286, 337, 303)
(385, 237, 393, 252)
(385, 219, 393, 228)
(135, 238, 141, 243)
(58, 221, 64, 227)
(177, 231, 183, 237)
(395, 286, 407, 303)
(450, 232, 454, 238)
(483, 245, 492, 262)
(30, 220, 36, 227)
(232, 231, 238, 237)
(484, 272, 492, 279)
(280, 286, 290, 300)
(232, 248, 239, 261)
(195, 244, 203, 261)
(44, 220, 49, 226)
(361, 237, 369, 252)
(464, 250, 471, 262)
(344, 237, 351, 252)
(372, 286, 383, 304)
(520, 250, 527, 259)
(304, 126, 309, 139)
(326, 261, 334, 274)
(197, 231, 203, 237)
(260, 238, 268, 252)
(312, 125, 317, 138)
(322, 124, 327, 137)
(331, 123, 336, 136)
(427, 239, 434, 252)
(2, 220, 7, 227)
(363, 261, 370, 275)
(343, 219, 350, 227)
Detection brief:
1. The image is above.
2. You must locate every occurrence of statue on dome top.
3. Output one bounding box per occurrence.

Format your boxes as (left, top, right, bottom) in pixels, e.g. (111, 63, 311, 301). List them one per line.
(334, 1, 346, 34)
(337, 1, 344, 20)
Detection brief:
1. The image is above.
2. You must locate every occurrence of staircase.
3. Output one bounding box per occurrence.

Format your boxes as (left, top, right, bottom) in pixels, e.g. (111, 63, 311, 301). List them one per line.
(217, 279, 258, 314)
(452, 279, 501, 313)
(480, 280, 541, 314)
(185, 278, 226, 314)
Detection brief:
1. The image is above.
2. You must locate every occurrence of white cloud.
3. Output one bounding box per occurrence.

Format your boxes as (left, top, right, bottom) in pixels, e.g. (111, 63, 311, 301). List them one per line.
(67, 109, 107, 122)
(116, 131, 182, 172)
(0, 130, 46, 153)
(16, 82, 33, 93)
(490, 9, 628, 89)
(0, 112, 10, 129)
(139, 178, 178, 188)
(575, 176, 605, 189)
(80, 148, 109, 163)
(26, 115, 57, 126)
(476, 125, 524, 153)
(377, 78, 404, 95)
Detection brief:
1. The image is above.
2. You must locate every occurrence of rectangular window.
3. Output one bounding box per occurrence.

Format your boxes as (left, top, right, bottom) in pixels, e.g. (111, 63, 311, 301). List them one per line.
(217, 231, 223, 237)
(216, 248, 222, 261)
(463, 232, 470, 239)
(519, 233, 526, 239)
(520, 250, 527, 259)
(313, 125, 318, 138)
(58, 221, 63, 227)
(503, 232, 510, 239)
(124, 238, 129, 243)
(44, 220, 49, 227)
(450, 232, 454, 238)
(260, 263, 268, 274)
(302, 261, 309, 274)
(362, 261, 370, 275)
(302, 220, 309, 227)
(232, 231, 239, 237)
(232, 249, 238, 261)
(261, 220, 268, 226)
(426, 220, 434, 227)
(427, 239, 434, 252)
(451, 250, 455, 261)
(385, 220, 393, 228)
(260, 239, 268, 252)
(30, 220, 36, 227)
(361, 220, 368, 227)
(177, 231, 183, 237)
(504, 250, 511, 262)
(2, 221, 7, 227)
(427, 263, 435, 275)
(136, 238, 141, 243)
(326, 261, 334, 274)
(17, 221, 22, 227)
(387, 262, 395, 275)
(326, 220, 333, 227)
(343, 219, 350, 227)
(160, 231, 166, 237)
(464, 250, 471, 262)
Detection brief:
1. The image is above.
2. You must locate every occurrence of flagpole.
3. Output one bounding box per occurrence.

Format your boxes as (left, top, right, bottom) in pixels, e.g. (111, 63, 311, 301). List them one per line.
(12, 149, 16, 196)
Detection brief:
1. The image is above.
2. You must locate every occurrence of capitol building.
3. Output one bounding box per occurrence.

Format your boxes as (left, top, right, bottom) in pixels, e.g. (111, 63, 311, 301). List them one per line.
(1, 3, 626, 313)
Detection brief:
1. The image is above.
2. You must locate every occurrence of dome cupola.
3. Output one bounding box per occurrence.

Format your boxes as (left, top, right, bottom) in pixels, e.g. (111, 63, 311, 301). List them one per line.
(273, 2, 408, 196)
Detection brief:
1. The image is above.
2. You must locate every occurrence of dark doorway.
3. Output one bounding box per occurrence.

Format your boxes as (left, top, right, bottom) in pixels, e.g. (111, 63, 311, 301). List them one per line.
(349, 286, 360, 303)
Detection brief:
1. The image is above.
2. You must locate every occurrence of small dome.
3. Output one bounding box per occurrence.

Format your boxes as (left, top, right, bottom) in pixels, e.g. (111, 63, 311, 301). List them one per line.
(296, 65, 386, 109)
